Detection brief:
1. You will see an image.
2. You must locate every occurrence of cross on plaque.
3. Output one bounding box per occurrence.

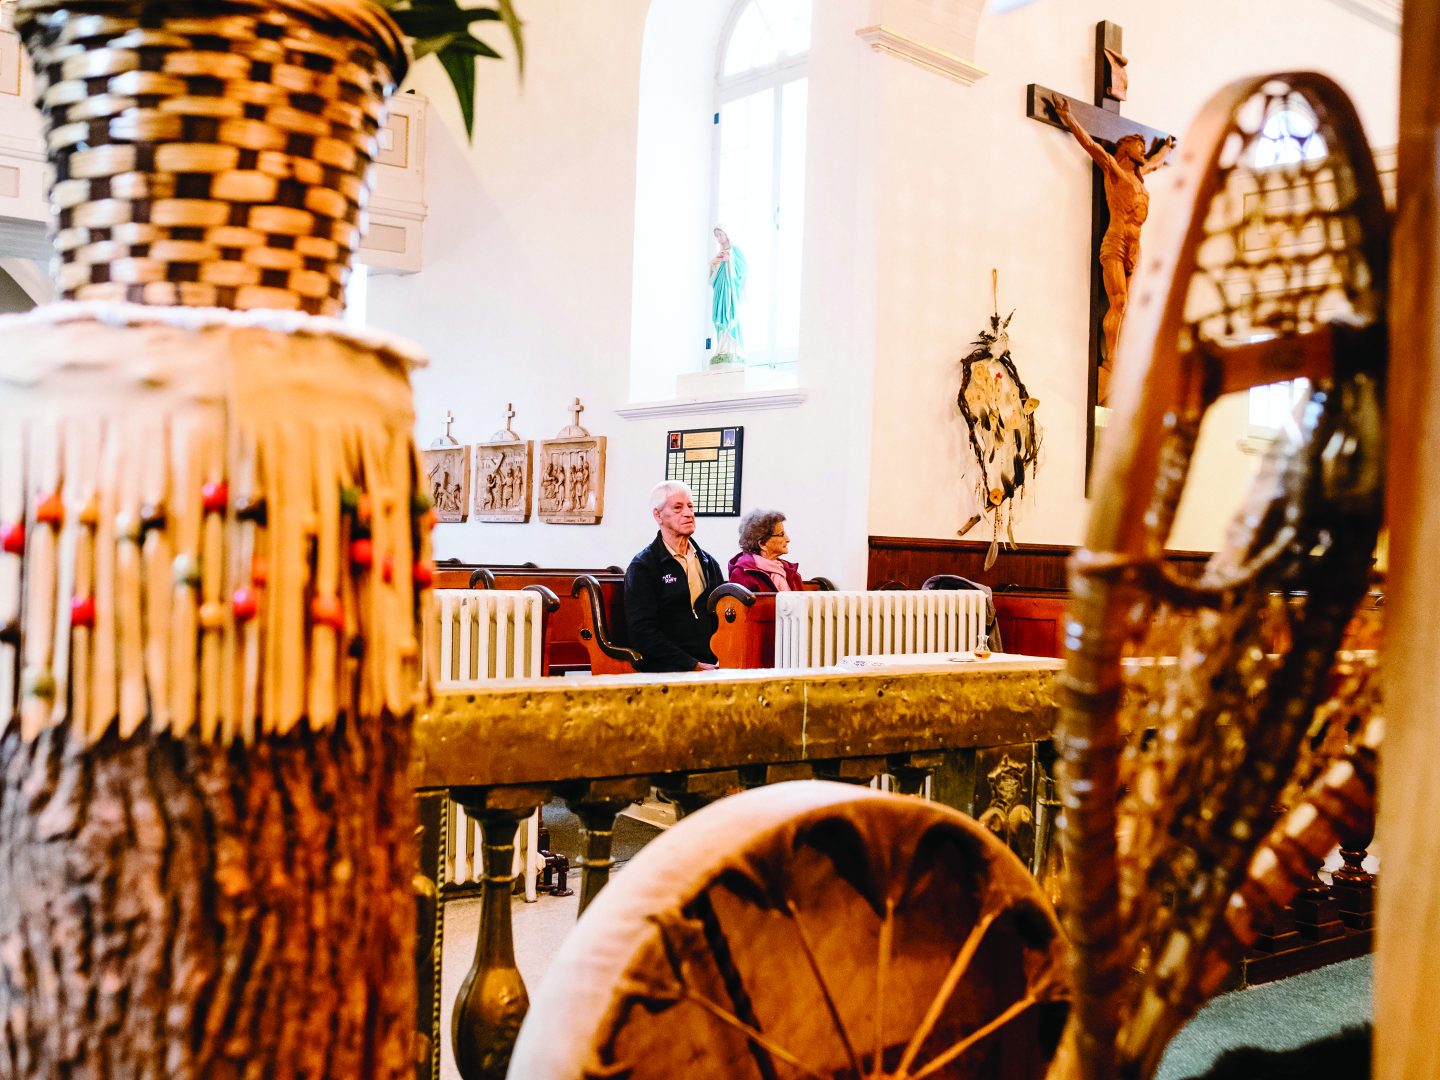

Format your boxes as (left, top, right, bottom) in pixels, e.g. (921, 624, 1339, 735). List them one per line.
(504, 402, 516, 433)
(570, 398, 585, 429)
(1026, 20, 1174, 484)
(443, 410, 456, 442)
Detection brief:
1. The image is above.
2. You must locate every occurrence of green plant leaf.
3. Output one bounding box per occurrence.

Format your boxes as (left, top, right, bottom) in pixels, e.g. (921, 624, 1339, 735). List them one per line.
(495, 0, 525, 75)
(372, 0, 524, 142)
(437, 35, 503, 138)
(410, 32, 456, 60)
(392, 6, 502, 40)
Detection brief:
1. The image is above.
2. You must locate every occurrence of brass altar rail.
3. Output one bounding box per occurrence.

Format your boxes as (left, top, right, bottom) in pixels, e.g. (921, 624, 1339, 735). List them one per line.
(412, 661, 1063, 1080)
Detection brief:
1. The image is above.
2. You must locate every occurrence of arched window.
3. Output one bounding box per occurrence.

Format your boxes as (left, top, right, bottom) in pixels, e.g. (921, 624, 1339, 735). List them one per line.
(711, 0, 812, 370)
(1246, 104, 1326, 437)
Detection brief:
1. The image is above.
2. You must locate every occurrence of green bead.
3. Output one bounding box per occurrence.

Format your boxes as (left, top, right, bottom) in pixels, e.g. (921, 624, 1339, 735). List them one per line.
(411, 489, 432, 515)
(339, 485, 361, 515)
(23, 667, 55, 701)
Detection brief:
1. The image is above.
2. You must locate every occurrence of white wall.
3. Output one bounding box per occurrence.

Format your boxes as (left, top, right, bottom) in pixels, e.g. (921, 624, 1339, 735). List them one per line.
(369, 0, 1399, 583)
(864, 0, 1399, 552)
(629, 0, 731, 400)
(370, 0, 881, 587)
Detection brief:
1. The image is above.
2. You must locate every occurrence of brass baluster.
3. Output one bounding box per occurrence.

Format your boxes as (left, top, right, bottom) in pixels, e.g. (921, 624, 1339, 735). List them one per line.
(451, 796, 532, 1080)
(888, 751, 944, 796)
(656, 768, 741, 818)
(564, 777, 651, 915)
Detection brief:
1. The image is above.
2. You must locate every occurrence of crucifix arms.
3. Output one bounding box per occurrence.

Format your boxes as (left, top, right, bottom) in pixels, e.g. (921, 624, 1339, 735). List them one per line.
(1050, 95, 1175, 174)
(1139, 134, 1177, 174)
(1050, 94, 1108, 167)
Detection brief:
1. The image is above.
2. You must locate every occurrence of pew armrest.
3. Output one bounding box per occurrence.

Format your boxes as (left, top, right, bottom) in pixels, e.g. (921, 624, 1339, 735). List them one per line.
(520, 584, 561, 612)
(468, 567, 496, 589)
(803, 576, 836, 592)
(571, 575, 643, 671)
(707, 582, 757, 613)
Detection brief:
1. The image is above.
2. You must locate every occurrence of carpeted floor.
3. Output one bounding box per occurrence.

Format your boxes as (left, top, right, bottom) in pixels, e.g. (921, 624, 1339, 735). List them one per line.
(1156, 955, 1372, 1079)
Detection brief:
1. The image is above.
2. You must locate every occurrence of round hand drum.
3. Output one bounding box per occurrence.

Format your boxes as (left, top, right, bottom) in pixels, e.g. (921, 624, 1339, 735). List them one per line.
(511, 781, 1070, 1079)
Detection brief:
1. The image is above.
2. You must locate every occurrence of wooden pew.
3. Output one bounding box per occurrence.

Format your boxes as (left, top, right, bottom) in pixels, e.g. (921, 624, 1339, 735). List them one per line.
(708, 577, 838, 670)
(710, 585, 776, 669)
(993, 588, 1068, 658)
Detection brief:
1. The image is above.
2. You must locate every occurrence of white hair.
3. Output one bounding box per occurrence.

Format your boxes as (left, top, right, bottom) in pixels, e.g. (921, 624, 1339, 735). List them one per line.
(650, 480, 694, 512)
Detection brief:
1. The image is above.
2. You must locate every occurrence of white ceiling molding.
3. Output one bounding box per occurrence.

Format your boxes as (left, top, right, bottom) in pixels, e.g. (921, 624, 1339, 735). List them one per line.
(857, 0, 989, 86)
(616, 388, 808, 420)
(1324, 0, 1401, 33)
(855, 25, 987, 86)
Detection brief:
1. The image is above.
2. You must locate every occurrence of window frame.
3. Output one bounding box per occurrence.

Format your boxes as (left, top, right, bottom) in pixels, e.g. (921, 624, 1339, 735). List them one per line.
(708, 0, 811, 371)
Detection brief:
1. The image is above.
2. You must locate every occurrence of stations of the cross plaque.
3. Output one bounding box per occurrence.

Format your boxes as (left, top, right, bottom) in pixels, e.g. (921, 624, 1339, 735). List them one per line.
(1027, 20, 1174, 484)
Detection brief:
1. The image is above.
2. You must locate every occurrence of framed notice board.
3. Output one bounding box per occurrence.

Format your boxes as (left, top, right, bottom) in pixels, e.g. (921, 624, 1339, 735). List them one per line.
(665, 426, 744, 516)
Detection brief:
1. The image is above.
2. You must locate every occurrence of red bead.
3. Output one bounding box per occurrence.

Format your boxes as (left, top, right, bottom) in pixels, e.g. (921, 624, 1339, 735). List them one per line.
(1, 523, 23, 555)
(35, 494, 64, 528)
(251, 556, 269, 587)
(311, 595, 343, 630)
(413, 559, 435, 588)
(201, 481, 229, 514)
(381, 554, 394, 583)
(356, 494, 372, 524)
(70, 595, 95, 629)
(350, 538, 373, 568)
(422, 509, 438, 531)
(232, 588, 258, 622)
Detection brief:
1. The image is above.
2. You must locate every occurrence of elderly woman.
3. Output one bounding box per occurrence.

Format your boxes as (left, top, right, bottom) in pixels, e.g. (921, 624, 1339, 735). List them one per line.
(728, 509, 803, 592)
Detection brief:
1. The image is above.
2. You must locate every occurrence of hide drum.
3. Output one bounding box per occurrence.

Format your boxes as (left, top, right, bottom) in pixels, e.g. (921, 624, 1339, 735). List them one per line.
(511, 781, 1071, 1080)
(0, 301, 430, 1080)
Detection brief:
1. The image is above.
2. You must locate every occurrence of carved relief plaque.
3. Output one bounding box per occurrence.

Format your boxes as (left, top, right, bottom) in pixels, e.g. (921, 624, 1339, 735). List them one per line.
(474, 404, 532, 523)
(421, 411, 470, 523)
(538, 398, 606, 525)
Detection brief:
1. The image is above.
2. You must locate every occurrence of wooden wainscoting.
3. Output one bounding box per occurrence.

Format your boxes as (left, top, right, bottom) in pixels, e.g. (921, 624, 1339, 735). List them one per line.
(868, 536, 1213, 658)
(867, 536, 1212, 592)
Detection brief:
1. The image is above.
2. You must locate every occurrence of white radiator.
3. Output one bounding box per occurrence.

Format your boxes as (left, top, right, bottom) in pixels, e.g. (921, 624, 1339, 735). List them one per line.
(431, 589, 544, 684)
(774, 590, 986, 668)
(446, 800, 542, 902)
(431, 589, 545, 900)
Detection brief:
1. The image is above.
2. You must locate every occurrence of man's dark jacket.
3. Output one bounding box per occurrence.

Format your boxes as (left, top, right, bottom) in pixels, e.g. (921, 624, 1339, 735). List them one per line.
(624, 531, 724, 672)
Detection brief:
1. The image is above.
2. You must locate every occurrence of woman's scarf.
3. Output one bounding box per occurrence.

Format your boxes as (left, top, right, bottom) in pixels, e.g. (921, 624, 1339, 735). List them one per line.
(752, 555, 791, 591)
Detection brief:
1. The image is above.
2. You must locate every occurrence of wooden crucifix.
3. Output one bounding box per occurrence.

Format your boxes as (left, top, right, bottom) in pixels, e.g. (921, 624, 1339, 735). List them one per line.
(1027, 20, 1175, 484)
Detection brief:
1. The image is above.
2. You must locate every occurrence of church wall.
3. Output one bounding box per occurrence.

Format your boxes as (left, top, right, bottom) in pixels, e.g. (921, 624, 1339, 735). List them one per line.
(368, 0, 883, 587)
(864, 0, 1399, 554)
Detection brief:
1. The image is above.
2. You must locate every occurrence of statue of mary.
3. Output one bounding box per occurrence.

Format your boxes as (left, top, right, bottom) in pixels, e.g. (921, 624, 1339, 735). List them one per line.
(709, 226, 747, 364)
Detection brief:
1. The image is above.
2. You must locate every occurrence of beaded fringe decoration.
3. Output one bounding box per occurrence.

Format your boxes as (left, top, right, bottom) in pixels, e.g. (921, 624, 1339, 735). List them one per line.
(0, 302, 434, 745)
(16, 0, 408, 317)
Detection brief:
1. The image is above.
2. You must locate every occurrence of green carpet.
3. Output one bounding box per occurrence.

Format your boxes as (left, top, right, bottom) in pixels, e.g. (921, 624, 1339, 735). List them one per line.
(1156, 956, 1372, 1079)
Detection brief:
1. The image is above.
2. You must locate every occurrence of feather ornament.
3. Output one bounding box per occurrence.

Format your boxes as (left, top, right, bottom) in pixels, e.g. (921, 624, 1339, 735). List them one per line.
(957, 279, 1042, 569)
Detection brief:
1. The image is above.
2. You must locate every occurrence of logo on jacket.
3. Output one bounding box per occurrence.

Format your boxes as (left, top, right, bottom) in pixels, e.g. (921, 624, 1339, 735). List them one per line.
(662, 573, 678, 584)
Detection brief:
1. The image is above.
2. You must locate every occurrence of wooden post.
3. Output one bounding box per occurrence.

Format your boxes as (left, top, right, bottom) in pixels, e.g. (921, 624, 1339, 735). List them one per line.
(1379, 5, 1440, 1078)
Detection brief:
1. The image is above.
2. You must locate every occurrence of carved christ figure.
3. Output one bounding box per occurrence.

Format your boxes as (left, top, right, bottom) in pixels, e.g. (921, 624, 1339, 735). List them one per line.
(1050, 94, 1174, 401)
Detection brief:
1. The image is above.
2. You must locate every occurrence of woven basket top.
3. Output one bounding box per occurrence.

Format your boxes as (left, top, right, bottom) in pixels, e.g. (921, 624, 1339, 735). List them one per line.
(15, 0, 410, 86)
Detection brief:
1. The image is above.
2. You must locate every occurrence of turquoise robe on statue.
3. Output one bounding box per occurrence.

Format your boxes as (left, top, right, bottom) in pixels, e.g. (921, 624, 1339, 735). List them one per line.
(710, 245, 748, 356)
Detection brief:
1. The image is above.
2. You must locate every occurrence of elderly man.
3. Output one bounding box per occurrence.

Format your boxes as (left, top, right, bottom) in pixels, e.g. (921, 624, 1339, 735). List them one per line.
(625, 480, 724, 672)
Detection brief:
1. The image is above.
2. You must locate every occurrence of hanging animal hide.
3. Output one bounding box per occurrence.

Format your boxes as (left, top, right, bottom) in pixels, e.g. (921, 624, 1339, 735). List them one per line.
(957, 307, 1041, 569)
